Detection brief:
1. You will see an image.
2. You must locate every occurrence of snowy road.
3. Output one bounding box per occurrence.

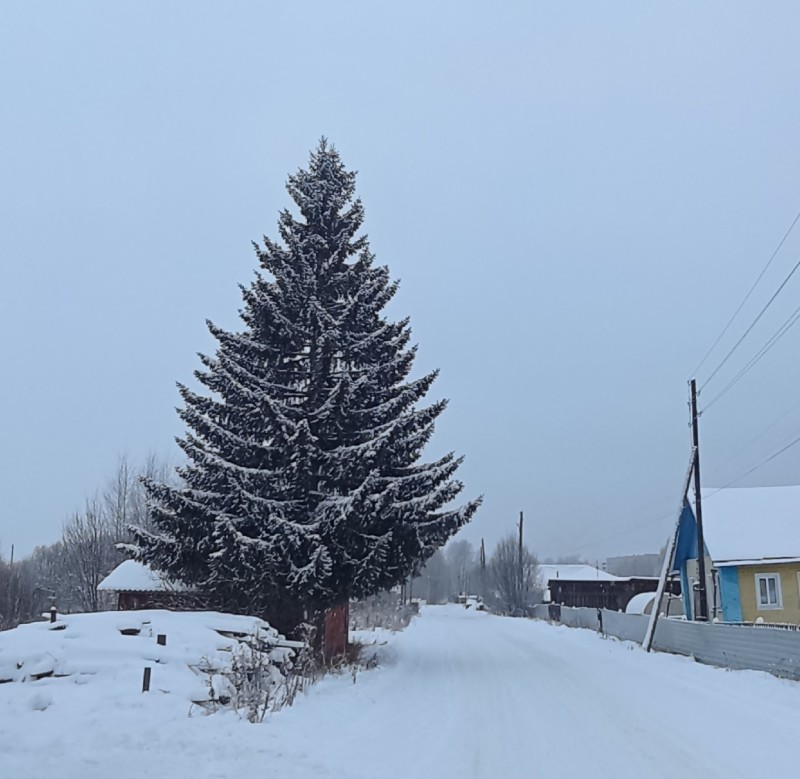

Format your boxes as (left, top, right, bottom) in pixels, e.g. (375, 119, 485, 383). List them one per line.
(4, 605, 800, 778)
(273, 605, 799, 778)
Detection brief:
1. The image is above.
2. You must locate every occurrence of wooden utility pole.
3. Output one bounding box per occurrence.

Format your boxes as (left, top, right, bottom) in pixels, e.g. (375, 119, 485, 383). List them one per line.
(690, 378, 709, 621)
(479, 538, 486, 602)
(518, 511, 524, 597)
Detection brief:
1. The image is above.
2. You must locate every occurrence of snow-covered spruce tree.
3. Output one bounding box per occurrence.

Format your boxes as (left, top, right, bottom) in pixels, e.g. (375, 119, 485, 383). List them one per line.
(129, 140, 480, 630)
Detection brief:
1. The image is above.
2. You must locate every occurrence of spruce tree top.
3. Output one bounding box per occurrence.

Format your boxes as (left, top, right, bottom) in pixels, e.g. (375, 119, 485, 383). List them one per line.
(130, 139, 480, 619)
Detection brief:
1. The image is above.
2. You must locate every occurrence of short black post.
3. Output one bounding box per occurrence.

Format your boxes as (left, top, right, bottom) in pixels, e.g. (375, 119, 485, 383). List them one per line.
(142, 667, 152, 693)
(50, 606, 57, 623)
(157, 634, 166, 646)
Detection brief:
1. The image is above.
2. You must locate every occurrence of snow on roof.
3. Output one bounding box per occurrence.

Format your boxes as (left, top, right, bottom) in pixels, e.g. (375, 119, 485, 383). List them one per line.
(536, 564, 622, 585)
(700, 486, 800, 564)
(97, 560, 191, 593)
(716, 557, 800, 568)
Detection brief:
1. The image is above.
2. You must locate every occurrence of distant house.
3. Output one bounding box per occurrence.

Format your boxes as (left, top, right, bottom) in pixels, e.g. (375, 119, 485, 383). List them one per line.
(537, 563, 619, 585)
(539, 564, 674, 611)
(97, 560, 193, 611)
(674, 486, 800, 624)
(538, 563, 619, 600)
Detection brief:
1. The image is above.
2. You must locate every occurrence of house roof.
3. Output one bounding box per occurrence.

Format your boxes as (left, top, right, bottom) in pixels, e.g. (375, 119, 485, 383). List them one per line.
(536, 564, 622, 585)
(97, 560, 191, 593)
(699, 486, 800, 564)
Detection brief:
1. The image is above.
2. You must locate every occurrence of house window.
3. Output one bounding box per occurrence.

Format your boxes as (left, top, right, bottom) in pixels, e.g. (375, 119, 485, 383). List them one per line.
(755, 574, 782, 610)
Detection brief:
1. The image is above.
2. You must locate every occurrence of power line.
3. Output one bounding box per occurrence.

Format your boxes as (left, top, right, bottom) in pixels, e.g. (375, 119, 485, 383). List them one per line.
(568, 508, 676, 554)
(701, 254, 800, 391)
(704, 431, 800, 498)
(703, 395, 800, 482)
(700, 300, 800, 413)
(534, 491, 678, 556)
(693, 207, 800, 377)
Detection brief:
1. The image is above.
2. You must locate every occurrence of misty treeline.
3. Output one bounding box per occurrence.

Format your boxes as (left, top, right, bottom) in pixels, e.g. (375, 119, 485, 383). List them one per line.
(0, 454, 172, 630)
(413, 534, 544, 616)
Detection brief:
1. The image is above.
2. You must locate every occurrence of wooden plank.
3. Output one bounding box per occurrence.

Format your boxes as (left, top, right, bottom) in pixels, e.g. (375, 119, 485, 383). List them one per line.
(643, 448, 695, 652)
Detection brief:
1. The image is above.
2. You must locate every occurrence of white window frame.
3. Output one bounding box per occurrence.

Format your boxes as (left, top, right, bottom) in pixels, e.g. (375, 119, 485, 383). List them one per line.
(755, 573, 782, 610)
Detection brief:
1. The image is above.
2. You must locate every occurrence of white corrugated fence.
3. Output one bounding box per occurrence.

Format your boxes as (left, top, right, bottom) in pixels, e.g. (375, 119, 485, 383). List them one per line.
(533, 604, 800, 681)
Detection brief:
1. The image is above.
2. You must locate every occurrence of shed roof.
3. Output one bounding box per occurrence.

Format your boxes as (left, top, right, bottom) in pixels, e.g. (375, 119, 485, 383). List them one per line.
(536, 564, 621, 585)
(97, 560, 191, 593)
(699, 486, 800, 564)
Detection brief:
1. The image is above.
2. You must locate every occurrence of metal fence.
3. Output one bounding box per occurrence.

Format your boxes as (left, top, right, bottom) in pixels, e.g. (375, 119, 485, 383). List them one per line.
(559, 605, 599, 630)
(534, 604, 800, 681)
(602, 609, 649, 644)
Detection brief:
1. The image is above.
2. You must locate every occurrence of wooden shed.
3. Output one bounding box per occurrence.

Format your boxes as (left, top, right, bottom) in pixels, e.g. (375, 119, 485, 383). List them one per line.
(97, 560, 193, 611)
(548, 577, 680, 611)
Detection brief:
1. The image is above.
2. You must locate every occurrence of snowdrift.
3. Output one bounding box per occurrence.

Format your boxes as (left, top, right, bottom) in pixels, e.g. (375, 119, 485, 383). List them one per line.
(0, 610, 295, 710)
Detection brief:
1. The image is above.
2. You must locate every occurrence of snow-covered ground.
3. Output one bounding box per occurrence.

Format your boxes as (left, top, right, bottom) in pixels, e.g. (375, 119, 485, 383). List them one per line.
(2, 604, 799, 778)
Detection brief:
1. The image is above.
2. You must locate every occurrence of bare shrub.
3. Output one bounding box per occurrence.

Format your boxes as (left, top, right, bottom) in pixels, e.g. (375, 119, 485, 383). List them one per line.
(487, 534, 541, 616)
(197, 625, 298, 722)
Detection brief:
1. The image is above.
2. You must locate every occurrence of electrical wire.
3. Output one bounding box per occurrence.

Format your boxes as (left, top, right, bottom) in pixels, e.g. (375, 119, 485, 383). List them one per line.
(700, 301, 800, 413)
(704, 431, 800, 498)
(701, 255, 800, 391)
(533, 492, 679, 557)
(567, 507, 677, 554)
(693, 207, 800, 377)
(702, 395, 800, 483)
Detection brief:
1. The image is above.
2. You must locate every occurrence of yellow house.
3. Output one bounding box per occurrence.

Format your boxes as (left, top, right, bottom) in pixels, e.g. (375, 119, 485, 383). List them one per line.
(700, 486, 800, 625)
(732, 561, 800, 623)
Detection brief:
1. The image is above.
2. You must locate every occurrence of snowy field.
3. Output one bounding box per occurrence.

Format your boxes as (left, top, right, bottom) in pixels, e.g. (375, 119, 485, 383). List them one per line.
(2, 604, 799, 778)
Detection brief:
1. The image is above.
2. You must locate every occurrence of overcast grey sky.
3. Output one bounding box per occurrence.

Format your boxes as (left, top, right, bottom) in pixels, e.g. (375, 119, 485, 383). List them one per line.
(3, 2, 800, 563)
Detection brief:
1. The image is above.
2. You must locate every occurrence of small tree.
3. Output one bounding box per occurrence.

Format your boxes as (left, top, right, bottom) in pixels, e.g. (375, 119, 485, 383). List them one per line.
(61, 498, 117, 612)
(105, 453, 170, 543)
(488, 535, 540, 616)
